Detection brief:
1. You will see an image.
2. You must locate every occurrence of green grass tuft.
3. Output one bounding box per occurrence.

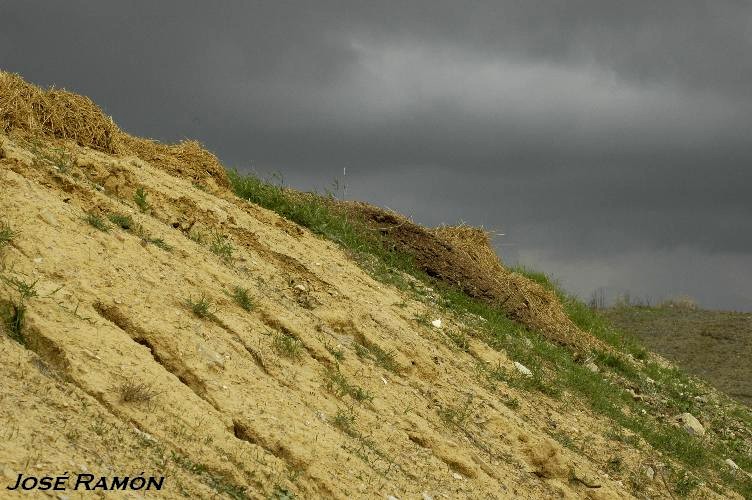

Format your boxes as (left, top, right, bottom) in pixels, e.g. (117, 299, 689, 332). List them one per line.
(323, 367, 374, 403)
(0, 220, 18, 249)
(85, 212, 109, 232)
(108, 213, 134, 230)
(0, 275, 38, 345)
(272, 332, 303, 359)
(210, 234, 234, 261)
(133, 187, 150, 212)
(232, 286, 254, 311)
(186, 294, 213, 319)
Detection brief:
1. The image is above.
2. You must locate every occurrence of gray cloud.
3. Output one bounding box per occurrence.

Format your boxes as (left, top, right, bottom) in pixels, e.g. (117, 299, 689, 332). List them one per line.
(2, 1, 751, 310)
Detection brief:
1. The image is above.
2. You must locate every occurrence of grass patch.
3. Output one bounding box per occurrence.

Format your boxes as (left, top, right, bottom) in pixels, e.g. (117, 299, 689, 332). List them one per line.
(210, 234, 234, 261)
(353, 340, 399, 374)
(117, 381, 158, 403)
(85, 212, 109, 232)
(143, 236, 172, 251)
(232, 286, 254, 311)
(108, 212, 134, 230)
(0, 220, 18, 249)
(0, 275, 38, 345)
(272, 332, 303, 359)
(170, 452, 249, 499)
(437, 394, 473, 431)
(324, 341, 345, 361)
(332, 407, 357, 436)
(186, 294, 214, 319)
(133, 187, 150, 212)
(270, 486, 296, 500)
(105, 213, 171, 250)
(323, 367, 374, 403)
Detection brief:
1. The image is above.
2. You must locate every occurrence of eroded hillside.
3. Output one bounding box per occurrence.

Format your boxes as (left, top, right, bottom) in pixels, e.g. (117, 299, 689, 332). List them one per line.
(1, 72, 751, 499)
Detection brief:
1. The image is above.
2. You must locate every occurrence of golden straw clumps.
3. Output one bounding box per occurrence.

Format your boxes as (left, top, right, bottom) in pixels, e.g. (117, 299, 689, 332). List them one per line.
(0, 71, 123, 153)
(0, 71, 228, 187)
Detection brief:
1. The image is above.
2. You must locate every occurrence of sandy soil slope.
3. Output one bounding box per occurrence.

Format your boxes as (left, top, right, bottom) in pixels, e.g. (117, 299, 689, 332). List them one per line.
(0, 133, 657, 499)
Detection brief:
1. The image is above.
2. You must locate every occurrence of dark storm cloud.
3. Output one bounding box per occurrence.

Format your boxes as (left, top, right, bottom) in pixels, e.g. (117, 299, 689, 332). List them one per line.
(2, 1, 751, 309)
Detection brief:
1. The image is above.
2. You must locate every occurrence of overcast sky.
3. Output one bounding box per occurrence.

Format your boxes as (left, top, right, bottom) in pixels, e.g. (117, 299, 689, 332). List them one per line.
(2, 1, 751, 310)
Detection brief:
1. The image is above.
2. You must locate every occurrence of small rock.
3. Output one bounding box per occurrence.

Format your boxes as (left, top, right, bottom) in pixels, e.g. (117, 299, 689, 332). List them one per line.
(725, 458, 740, 470)
(197, 343, 225, 369)
(38, 210, 58, 227)
(677, 412, 705, 437)
(627, 388, 645, 401)
(431, 319, 442, 328)
(294, 284, 307, 292)
(452, 472, 463, 480)
(33, 257, 43, 264)
(514, 361, 532, 377)
(422, 493, 434, 500)
(584, 360, 599, 373)
(644, 466, 655, 481)
(386, 496, 400, 500)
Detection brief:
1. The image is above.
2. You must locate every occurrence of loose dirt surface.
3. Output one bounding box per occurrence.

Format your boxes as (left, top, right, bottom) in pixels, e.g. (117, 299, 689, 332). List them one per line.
(603, 306, 752, 407)
(1, 134, 645, 499)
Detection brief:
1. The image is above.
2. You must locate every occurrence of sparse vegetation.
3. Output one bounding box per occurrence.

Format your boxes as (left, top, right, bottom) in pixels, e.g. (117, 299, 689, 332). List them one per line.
(272, 332, 303, 359)
(0, 275, 38, 345)
(186, 294, 213, 319)
(226, 170, 752, 496)
(353, 340, 399, 374)
(437, 394, 473, 431)
(210, 233, 234, 261)
(117, 380, 158, 403)
(143, 236, 172, 251)
(323, 367, 374, 403)
(108, 212, 134, 230)
(324, 341, 345, 361)
(0, 220, 18, 249)
(105, 212, 172, 250)
(270, 485, 296, 500)
(332, 407, 357, 436)
(232, 286, 254, 311)
(133, 187, 150, 212)
(26, 140, 74, 174)
(85, 212, 109, 232)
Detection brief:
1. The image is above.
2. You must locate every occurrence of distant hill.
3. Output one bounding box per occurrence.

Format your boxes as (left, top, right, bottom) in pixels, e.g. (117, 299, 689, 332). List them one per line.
(603, 305, 752, 407)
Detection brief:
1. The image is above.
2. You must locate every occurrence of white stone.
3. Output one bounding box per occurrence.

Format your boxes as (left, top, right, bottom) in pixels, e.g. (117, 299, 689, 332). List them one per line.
(452, 472, 463, 480)
(584, 360, 599, 373)
(514, 361, 532, 377)
(431, 319, 442, 328)
(677, 412, 705, 436)
(644, 466, 655, 481)
(725, 458, 740, 470)
(197, 343, 225, 369)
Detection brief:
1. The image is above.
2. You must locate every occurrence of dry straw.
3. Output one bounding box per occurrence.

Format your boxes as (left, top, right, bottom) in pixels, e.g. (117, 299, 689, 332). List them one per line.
(0, 71, 122, 153)
(0, 71, 228, 187)
(432, 224, 595, 350)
